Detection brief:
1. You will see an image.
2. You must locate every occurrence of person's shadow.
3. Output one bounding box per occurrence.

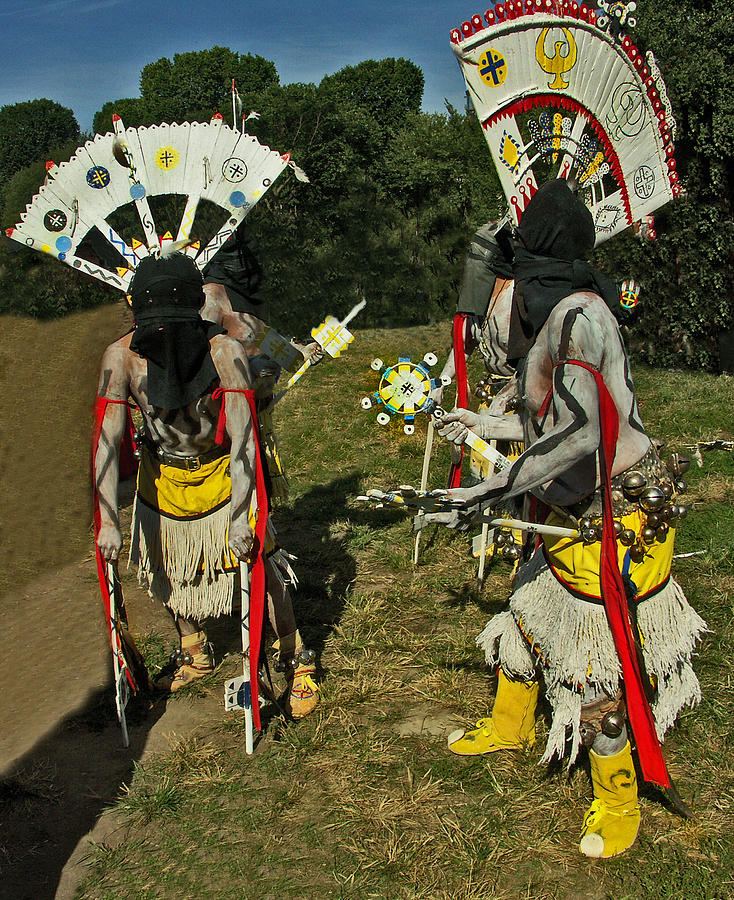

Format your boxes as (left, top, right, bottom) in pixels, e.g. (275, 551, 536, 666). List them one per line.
(0, 661, 167, 900)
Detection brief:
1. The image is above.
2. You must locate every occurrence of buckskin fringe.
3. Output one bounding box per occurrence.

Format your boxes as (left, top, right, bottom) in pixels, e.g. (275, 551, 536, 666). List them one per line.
(476, 550, 707, 764)
(130, 497, 235, 618)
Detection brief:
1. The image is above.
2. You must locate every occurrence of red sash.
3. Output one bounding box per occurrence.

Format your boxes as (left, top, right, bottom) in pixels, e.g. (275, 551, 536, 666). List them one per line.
(558, 360, 671, 788)
(447, 313, 468, 488)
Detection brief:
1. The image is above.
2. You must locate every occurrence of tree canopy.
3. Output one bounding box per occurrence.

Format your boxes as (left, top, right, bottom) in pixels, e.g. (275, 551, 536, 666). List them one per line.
(1, 17, 732, 370)
(0, 99, 79, 185)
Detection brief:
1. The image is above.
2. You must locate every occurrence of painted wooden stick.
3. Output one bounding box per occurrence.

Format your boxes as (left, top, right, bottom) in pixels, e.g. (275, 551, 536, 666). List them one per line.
(413, 420, 435, 566)
(106, 562, 130, 748)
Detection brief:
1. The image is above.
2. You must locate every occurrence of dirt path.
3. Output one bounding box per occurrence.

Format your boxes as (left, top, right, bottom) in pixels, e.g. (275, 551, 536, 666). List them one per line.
(0, 305, 225, 899)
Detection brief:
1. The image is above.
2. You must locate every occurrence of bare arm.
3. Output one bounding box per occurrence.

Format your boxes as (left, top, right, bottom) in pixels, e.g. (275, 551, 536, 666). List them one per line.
(446, 306, 604, 511)
(95, 344, 130, 561)
(210, 337, 258, 560)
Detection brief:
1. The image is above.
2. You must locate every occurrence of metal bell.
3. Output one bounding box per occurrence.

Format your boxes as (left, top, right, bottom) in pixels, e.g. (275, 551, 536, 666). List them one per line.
(668, 504, 679, 520)
(580, 517, 593, 531)
(646, 513, 660, 528)
(666, 452, 691, 476)
(581, 527, 598, 543)
(641, 526, 656, 545)
(612, 489, 625, 504)
(579, 722, 597, 748)
(601, 709, 626, 738)
(656, 524, 669, 541)
(677, 504, 688, 519)
(660, 480, 674, 499)
(619, 529, 636, 547)
(675, 478, 688, 493)
(614, 520, 624, 537)
(503, 544, 521, 560)
(495, 531, 507, 547)
(639, 486, 666, 512)
(629, 543, 646, 563)
(622, 471, 647, 498)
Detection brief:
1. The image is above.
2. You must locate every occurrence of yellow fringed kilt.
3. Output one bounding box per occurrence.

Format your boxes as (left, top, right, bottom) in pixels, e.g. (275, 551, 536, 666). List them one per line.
(130, 449, 272, 618)
(542, 509, 675, 601)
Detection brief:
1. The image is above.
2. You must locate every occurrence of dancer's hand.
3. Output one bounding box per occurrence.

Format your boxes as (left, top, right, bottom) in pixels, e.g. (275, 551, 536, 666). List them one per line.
(228, 519, 255, 561)
(436, 408, 480, 445)
(97, 524, 122, 561)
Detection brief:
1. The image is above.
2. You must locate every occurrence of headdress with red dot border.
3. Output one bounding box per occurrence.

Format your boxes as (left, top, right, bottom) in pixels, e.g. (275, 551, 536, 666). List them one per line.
(451, 0, 679, 244)
(4, 113, 308, 291)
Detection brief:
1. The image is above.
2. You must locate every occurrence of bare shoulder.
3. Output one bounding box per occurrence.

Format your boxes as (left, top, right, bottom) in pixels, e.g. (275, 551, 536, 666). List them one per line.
(544, 292, 614, 367)
(209, 333, 252, 387)
(98, 332, 134, 397)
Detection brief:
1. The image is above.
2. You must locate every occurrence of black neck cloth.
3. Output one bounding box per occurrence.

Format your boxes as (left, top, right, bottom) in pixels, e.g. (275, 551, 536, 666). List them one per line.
(129, 254, 225, 410)
(202, 223, 265, 318)
(507, 179, 621, 367)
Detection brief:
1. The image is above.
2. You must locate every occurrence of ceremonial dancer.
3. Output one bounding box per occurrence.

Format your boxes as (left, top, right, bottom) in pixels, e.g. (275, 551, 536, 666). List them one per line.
(428, 4, 706, 857)
(435, 179, 706, 858)
(7, 113, 319, 725)
(201, 225, 320, 711)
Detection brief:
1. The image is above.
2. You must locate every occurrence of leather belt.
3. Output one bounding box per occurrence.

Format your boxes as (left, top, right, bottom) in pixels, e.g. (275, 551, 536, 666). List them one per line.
(142, 442, 228, 471)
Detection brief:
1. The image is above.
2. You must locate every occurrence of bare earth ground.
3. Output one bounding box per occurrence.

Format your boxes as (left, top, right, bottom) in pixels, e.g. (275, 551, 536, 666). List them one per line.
(1, 310, 733, 900)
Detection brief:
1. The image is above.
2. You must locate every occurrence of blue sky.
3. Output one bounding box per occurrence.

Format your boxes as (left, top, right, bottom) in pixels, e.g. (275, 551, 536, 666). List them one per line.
(0, 0, 473, 131)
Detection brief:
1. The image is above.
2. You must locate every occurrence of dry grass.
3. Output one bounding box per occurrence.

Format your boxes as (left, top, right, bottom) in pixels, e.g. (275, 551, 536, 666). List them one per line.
(75, 324, 734, 900)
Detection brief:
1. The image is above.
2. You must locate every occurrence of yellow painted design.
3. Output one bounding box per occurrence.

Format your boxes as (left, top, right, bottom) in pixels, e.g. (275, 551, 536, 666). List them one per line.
(535, 27, 578, 91)
(41, 243, 51, 253)
(580, 150, 606, 184)
(478, 48, 508, 88)
(543, 509, 675, 600)
(155, 146, 180, 171)
(499, 131, 521, 174)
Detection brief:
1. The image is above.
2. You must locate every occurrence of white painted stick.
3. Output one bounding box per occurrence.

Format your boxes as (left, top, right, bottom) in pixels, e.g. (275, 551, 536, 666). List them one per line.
(239, 561, 254, 755)
(413, 420, 435, 566)
(106, 562, 130, 748)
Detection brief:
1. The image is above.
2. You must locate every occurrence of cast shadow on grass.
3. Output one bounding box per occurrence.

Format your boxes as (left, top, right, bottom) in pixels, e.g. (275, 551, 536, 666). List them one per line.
(0, 679, 167, 900)
(271, 472, 362, 663)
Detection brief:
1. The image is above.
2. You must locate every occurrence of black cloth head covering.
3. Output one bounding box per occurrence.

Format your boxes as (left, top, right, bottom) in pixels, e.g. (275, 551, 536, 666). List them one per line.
(202, 223, 266, 318)
(507, 179, 621, 366)
(129, 254, 225, 410)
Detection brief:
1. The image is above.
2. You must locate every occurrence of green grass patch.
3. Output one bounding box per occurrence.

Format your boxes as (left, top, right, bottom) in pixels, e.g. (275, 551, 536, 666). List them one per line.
(76, 325, 734, 900)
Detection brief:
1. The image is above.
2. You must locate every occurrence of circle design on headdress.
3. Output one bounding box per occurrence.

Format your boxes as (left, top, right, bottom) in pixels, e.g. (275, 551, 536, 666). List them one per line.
(86, 166, 110, 189)
(155, 146, 180, 170)
(229, 191, 247, 208)
(44, 209, 67, 232)
(222, 157, 248, 182)
(633, 165, 655, 199)
(55, 235, 72, 253)
(130, 183, 147, 200)
(263, 177, 271, 187)
(478, 48, 507, 87)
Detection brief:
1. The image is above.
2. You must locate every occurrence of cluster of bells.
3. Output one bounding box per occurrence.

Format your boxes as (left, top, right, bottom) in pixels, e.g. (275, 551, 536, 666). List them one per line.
(579, 452, 691, 562)
(474, 378, 522, 411)
(494, 529, 523, 560)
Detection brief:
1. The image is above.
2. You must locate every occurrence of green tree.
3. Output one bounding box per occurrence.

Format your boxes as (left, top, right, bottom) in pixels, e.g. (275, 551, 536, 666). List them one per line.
(0, 99, 79, 186)
(139, 46, 278, 123)
(320, 58, 424, 134)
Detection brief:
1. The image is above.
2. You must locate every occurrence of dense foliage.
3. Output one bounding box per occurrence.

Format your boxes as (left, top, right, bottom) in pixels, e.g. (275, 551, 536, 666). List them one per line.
(1, 5, 732, 368)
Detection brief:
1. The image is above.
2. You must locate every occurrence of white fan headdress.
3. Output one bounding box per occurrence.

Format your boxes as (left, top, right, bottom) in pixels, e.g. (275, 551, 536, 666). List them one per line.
(5, 113, 304, 290)
(450, 0, 679, 243)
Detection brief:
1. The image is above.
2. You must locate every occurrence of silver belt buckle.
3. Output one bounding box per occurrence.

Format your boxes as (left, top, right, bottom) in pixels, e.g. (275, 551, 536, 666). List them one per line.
(185, 456, 202, 471)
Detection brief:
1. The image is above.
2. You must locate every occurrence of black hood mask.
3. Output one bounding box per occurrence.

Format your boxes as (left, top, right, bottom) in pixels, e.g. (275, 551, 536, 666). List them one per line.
(202, 223, 265, 318)
(129, 254, 225, 410)
(507, 179, 621, 366)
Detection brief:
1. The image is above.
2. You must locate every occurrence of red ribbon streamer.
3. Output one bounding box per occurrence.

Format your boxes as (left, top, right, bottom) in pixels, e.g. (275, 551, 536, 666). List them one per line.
(213, 386, 268, 732)
(448, 313, 469, 489)
(558, 360, 671, 788)
(92, 396, 137, 690)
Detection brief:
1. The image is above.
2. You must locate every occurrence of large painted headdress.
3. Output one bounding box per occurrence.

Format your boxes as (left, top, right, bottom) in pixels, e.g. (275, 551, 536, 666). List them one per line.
(451, 0, 679, 243)
(5, 113, 305, 289)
